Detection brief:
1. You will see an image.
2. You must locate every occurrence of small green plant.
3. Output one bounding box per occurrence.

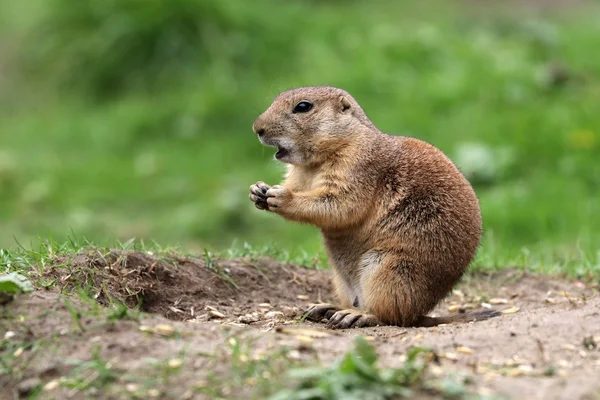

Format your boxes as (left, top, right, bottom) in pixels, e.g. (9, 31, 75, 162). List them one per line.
(0, 272, 33, 294)
(270, 337, 432, 400)
(0, 272, 33, 304)
(0, 334, 43, 380)
(61, 346, 120, 394)
(204, 249, 238, 289)
(63, 297, 87, 333)
(106, 302, 140, 322)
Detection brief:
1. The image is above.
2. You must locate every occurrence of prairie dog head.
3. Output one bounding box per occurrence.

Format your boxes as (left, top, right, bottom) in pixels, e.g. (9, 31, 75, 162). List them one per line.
(252, 86, 373, 166)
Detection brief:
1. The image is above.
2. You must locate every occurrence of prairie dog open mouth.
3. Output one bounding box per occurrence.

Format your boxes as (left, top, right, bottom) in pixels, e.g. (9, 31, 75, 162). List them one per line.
(275, 146, 289, 160)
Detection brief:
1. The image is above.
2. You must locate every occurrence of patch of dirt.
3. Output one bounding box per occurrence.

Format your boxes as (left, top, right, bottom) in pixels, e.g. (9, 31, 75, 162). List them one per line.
(2, 250, 600, 399)
(47, 249, 333, 323)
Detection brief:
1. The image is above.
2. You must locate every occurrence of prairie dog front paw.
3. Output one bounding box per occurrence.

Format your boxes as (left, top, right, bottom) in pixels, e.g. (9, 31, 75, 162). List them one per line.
(249, 181, 271, 210)
(265, 185, 292, 211)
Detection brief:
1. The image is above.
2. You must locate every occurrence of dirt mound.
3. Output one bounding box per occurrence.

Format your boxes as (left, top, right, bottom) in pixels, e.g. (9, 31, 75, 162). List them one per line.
(47, 249, 333, 322)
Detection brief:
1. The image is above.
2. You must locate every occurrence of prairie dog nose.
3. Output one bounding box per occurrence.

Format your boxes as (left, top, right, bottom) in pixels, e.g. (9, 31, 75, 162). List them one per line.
(252, 120, 265, 136)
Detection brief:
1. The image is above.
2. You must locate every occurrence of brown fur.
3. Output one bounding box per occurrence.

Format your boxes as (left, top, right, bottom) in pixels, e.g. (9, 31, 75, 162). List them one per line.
(249, 86, 500, 328)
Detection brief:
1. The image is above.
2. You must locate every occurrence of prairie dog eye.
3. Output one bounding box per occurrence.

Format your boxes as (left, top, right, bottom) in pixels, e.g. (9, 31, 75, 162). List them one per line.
(293, 101, 313, 113)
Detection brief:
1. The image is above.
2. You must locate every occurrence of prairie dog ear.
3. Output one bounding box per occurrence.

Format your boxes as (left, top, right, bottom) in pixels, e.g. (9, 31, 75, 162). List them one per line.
(339, 96, 352, 112)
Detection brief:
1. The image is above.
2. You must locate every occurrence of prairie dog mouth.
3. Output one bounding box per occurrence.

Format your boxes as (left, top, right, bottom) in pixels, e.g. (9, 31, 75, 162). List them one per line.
(258, 137, 294, 161)
(275, 146, 289, 160)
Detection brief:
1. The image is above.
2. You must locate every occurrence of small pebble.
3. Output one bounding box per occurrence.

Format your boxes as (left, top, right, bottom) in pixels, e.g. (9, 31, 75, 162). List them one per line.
(43, 380, 60, 391)
(126, 383, 139, 393)
(265, 311, 284, 320)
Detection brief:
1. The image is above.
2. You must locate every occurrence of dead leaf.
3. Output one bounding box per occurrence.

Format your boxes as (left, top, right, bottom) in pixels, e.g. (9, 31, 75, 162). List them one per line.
(296, 335, 313, 343)
(457, 346, 473, 354)
(489, 298, 509, 305)
(508, 368, 524, 377)
(276, 327, 332, 338)
(154, 324, 175, 336)
(168, 358, 183, 368)
(209, 310, 225, 319)
(430, 365, 444, 376)
(560, 344, 576, 351)
(519, 365, 533, 373)
(501, 306, 520, 314)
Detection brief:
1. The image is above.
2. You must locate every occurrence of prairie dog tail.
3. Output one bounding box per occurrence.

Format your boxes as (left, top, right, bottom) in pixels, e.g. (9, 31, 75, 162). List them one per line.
(416, 309, 501, 328)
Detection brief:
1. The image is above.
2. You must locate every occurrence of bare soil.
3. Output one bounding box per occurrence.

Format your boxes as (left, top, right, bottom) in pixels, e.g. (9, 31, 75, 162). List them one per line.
(1, 250, 599, 400)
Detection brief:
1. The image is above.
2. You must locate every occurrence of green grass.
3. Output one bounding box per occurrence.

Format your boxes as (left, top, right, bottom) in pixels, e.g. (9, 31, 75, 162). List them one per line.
(0, 0, 599, 276)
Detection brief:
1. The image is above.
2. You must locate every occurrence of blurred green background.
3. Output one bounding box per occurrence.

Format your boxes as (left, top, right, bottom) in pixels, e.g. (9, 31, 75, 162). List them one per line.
(1, 0, 599, 274)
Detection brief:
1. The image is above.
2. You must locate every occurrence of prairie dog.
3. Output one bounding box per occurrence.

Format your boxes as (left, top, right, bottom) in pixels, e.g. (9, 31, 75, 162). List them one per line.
(249, 86, 499, 328)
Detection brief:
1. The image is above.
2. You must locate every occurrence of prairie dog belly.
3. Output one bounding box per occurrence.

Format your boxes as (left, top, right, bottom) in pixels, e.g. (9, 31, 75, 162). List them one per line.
(322, 231, 382, 308)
